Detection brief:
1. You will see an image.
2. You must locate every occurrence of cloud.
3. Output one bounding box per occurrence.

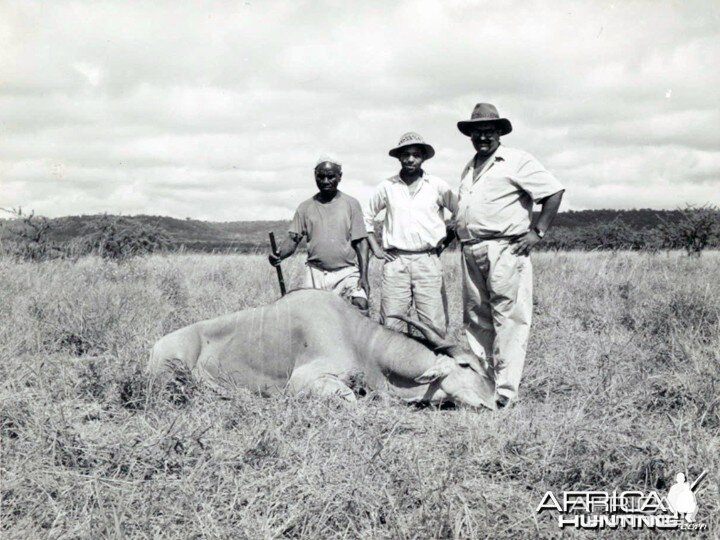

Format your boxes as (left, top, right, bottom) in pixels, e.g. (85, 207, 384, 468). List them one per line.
(0, 0, 718, 220)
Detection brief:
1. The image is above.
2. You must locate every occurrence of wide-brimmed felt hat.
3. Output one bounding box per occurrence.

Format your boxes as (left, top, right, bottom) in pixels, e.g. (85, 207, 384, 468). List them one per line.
(457, 103, 512, 137)
(388, 132, 435, 160)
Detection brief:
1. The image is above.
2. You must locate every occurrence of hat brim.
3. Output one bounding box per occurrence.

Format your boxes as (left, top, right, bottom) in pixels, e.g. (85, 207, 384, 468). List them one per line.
(388, 143, 435, 160)
(457, 118, 512, 137)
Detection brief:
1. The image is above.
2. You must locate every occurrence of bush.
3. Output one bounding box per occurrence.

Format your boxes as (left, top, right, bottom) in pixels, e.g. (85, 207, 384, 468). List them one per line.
(542, 221, 655, 251)
(586, 219, 645, 250)
(81, 215, 171, 261)
(657, 204, 720, 256)
(0, 208, 66, 261)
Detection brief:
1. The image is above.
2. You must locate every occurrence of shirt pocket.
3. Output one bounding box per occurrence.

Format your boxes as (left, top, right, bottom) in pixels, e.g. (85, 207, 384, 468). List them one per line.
(458, 177, 472, 199)
(479, 172, 514, 204)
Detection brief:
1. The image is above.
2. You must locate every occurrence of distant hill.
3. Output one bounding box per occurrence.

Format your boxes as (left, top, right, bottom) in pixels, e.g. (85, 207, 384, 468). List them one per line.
(0, 214, 291, 253)
(1, 208, 717, 253)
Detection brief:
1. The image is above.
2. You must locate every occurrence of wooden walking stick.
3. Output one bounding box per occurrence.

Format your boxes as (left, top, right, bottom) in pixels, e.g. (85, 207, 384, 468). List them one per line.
(268, 232, 287, 296)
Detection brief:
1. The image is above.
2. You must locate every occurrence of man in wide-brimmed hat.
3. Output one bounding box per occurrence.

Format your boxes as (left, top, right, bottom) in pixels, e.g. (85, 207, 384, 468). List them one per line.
(269, 156, 370, 313)
(364, 132, 457, 335)
(455, 103, 565, 409)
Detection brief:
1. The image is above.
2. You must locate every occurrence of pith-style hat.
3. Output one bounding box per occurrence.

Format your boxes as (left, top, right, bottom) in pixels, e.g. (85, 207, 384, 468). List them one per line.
(388, 132, 435, 160)
(457, 103, 512, 136)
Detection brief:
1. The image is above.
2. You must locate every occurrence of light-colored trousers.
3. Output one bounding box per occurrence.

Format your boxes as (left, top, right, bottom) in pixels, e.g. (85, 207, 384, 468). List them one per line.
(462, 240, 533, 400)
(379, 252, 448, 335)
(304, 264, 367, 300)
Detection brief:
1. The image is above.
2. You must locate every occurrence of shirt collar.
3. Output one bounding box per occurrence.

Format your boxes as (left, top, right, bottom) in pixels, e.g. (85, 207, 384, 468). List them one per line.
(390, 171, 430, 184)
(461, 145, 505, 180)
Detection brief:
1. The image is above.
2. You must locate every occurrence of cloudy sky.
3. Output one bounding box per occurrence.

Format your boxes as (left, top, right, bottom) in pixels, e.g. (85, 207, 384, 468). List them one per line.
(1, 0, 718, 221)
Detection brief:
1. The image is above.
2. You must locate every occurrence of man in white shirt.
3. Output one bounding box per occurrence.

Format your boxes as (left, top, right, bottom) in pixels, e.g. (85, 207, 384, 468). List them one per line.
(365, 132, 458, 335)
(455, 103, 565, 408)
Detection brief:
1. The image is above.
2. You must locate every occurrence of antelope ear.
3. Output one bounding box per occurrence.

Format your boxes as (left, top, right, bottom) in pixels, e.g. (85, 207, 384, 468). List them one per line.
(414, 359, 454, 384)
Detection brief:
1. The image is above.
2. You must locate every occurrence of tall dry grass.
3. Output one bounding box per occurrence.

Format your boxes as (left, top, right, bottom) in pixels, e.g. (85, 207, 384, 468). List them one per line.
(1, 251, 718, 538)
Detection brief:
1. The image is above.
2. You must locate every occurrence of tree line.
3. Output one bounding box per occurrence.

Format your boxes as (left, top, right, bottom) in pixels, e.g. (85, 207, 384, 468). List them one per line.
(1, 206, 718, 261)
(538, 206, 720, 254)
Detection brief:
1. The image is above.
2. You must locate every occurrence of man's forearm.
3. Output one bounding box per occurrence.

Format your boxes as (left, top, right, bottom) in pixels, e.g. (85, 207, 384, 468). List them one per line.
(535, 190, 564, 233)
(367, 233, 383, 257)
(353, 238, 370, 280)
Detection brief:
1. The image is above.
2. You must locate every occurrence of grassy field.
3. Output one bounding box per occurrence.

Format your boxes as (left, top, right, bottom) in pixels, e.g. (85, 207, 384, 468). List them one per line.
(1, 251, 718, 538)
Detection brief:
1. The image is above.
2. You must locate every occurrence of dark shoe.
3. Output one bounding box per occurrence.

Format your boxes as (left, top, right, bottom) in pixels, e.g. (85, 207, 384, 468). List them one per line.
(496, 395, 510, 409)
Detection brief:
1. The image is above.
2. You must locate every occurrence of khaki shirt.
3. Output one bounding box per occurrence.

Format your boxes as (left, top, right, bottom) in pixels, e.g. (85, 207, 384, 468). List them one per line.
(364, 173, 458, 251)
(456, 145, 564, 240)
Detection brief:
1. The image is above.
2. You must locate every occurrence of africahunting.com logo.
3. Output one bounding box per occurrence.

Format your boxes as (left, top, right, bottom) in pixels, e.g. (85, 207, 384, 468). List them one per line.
(536, 471, 708, 531)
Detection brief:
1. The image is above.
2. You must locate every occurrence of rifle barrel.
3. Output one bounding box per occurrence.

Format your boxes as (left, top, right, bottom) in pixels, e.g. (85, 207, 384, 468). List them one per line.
(269, 232, 287, 296)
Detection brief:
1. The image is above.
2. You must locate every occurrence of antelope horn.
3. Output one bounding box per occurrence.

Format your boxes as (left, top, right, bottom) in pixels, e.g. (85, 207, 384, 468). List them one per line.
(416, 317, 447, 340)
(386, 314, 453, 351)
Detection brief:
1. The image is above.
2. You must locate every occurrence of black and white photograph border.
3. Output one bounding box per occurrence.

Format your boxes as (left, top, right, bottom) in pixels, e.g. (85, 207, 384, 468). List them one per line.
(1, 1, 718, 538)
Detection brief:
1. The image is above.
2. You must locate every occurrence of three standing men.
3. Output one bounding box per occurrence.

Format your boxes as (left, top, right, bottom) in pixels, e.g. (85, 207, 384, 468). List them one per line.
(364, 132, 458, 335)
(455, 103, 564, 408)
(269, 104, 564, 409)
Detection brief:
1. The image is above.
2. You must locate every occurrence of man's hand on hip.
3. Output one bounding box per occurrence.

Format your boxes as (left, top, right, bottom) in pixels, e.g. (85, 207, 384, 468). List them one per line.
(435, 237, 452, 256)
(372, 245, 397, 261)
(381, 249, 398, 262)
(510, 230, 541, 256)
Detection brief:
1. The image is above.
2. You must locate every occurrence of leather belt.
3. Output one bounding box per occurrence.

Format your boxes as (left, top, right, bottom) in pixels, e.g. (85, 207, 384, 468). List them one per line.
(386, 247, 438, 255)
(460, 235, 522, 246)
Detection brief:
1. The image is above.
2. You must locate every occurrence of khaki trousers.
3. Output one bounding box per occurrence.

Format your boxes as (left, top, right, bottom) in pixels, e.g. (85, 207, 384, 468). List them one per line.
(462, 240, 533, 400)
(379, 252, 448, 335)
(304, 264, 367, 301)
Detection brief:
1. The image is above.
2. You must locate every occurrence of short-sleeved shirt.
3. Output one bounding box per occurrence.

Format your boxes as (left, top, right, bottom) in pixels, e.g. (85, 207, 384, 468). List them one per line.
(290, 191, 367, 271)
(363, 173, 458, 251)
(456, 145, 564, 240)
